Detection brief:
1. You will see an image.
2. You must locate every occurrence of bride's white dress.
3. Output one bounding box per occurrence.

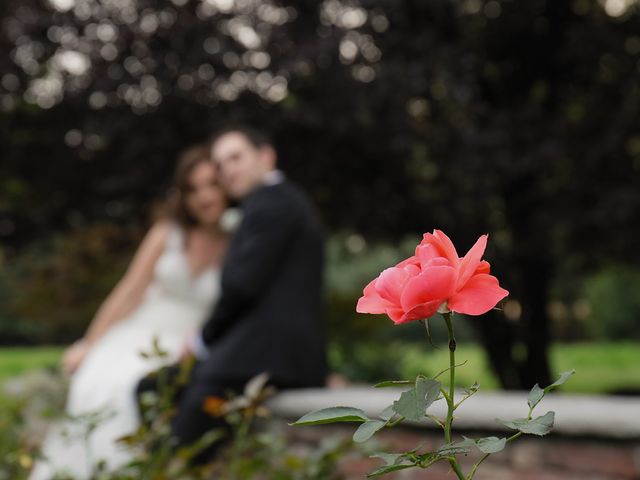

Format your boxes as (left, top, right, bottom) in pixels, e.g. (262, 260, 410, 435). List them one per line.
(30, 224, 221, 480)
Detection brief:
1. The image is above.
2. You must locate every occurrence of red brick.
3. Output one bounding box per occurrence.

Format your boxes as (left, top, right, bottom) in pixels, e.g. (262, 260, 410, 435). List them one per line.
(542, 441, 638, 478)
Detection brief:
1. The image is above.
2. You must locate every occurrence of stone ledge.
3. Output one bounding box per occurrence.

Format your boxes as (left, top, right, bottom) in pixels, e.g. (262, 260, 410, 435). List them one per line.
(266, 386, 640, 439)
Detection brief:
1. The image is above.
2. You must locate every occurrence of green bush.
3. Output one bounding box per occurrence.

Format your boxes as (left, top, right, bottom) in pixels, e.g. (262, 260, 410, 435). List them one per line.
(0, 368, 67, 480)
(0, 223, 140, 344)
(582, 266, 640, 340)
(1, 354, 350, 480)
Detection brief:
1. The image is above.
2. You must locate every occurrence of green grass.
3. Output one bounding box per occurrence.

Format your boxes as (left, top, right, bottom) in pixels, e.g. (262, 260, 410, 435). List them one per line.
(1, 343, 639, 395)
(0, 347, 62, 409)
(397, 342, 640, 394)
(0, 347, 62, 384)
(550, 342, 640, 394)
(398, 343, 501, 390)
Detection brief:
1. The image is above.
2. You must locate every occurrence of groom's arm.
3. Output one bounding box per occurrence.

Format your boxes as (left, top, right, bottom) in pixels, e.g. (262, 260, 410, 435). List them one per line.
(200, 193, 300, 346)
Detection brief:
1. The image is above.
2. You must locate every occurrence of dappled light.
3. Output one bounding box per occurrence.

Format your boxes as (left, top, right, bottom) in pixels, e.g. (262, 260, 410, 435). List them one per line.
(2, 0, 384, 112)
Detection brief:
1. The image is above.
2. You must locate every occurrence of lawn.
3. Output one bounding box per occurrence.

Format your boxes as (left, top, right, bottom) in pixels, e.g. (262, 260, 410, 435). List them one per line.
(394, 342, 640, 394)
(1, 343, 639, 395)
(0, 346, 62, 385)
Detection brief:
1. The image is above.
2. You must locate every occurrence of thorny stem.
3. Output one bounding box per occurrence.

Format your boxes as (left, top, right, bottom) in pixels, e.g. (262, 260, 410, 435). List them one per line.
(442, 312, 465, 480)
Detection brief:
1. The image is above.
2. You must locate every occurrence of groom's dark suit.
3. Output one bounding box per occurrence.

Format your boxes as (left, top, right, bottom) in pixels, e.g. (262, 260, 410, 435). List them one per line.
(197, 179, 327, 386)
(137, 177, 327, 460)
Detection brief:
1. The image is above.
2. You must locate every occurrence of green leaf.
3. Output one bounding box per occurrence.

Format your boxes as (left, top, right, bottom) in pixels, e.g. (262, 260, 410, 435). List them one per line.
(353, 420, 386, 443)
(436, 438, 475, 456)
(367, 463, 414, 477)
(423, 379, 442, 408)
(527, 371, 574, 410)
(370, 452, 403, 464)
(454, 435, 507, 455)
(497, 411, 555, 436)
(544, 370, 576, 393)
(463, 381, 480, 396)
(416, 451, 437, 464)
(527, 383, 544, 409)
(392, 376, 441, 422)
(475, 436, 507, 454)
(290, 407, 368, 426)
(367, 453, 415, 477)
(378, 404, 395, 421)
(373, 380, 413, 388)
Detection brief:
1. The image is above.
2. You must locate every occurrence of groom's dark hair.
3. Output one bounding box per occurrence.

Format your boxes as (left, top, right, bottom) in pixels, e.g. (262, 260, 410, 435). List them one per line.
(209, 124, 273, 150)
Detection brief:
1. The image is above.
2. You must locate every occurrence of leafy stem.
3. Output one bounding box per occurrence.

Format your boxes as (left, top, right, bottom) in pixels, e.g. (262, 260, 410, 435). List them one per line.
(466, 389, 536, 479)
(433, 360, 469, 380)
(386, 415, 405, 427)
(466, 430, 523, 479)
(454, 382, 479, 410)
(427, 414, 445, 429)
(439, 387, 451, 403)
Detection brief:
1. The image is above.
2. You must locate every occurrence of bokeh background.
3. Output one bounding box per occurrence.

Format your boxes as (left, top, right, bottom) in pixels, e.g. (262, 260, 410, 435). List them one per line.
(1, 0, 640, 395)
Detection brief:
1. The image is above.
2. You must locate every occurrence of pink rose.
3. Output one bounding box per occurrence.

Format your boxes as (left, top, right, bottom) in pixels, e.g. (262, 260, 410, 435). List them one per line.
(356, 230, 509, 324)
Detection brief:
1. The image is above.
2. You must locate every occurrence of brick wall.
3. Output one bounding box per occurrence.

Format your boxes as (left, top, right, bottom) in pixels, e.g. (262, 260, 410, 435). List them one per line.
(282, 423, 640, 480)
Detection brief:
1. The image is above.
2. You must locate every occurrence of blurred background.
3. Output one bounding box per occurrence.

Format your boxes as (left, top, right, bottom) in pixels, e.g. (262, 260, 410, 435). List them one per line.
(1, 0, 640, 397)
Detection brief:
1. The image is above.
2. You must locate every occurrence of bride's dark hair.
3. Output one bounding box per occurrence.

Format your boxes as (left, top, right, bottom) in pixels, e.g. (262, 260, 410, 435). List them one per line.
(160, 144, 216, 228)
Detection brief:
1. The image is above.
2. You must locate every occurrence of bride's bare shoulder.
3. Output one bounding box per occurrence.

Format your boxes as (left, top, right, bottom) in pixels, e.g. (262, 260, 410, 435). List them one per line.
(118, 220, 174, 282)
(138, 220, 174, 251)
(149, 219, 173, 236)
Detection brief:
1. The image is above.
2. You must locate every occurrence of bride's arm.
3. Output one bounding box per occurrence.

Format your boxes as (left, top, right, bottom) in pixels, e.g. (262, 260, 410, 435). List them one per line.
(84, 221, 169, 345)
(62, 221, 169, 373)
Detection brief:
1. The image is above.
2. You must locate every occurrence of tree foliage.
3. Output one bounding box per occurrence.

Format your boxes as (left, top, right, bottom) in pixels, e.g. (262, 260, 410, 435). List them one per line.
(1, 0, 639, 387)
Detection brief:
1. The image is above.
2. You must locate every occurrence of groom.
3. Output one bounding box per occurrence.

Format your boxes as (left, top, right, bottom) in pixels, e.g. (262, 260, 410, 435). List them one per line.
(137, 125, 327, 460)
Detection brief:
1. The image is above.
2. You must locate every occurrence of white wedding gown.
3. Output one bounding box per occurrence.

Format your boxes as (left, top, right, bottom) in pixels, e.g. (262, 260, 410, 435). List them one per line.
(30, 224, 221, 480)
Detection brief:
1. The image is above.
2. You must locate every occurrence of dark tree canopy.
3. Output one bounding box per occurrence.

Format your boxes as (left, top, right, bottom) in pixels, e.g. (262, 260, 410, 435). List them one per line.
(1, 0, 639, 388)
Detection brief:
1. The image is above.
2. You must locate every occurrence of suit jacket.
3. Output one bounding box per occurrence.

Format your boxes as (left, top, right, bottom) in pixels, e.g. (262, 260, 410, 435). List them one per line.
(196, 179, 327, 388)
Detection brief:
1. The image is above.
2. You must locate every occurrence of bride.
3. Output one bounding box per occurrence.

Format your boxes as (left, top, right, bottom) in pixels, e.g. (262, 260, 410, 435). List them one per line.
(30, 145, 229, 479)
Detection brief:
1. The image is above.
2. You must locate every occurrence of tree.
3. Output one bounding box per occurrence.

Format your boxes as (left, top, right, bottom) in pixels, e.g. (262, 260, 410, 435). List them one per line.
(2, 0, 639, 388)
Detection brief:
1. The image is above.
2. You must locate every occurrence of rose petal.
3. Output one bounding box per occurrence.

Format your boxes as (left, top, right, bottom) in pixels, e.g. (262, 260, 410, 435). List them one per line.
(403, 263, 421, 276)
(356, 295, 388, 314)
(433, 230, 460, 264)
(475, 260, 491, 274)
(396, 255, 420, 269)
(417, 241, 454, 269)
(416, 244, 441, 266)
(400, 265, 456, 312)
(386, 307, 406, 324)
(424, 256, 450, 268)
(397, 300, 443, 324)
(356, 279, 390, 314)
(421, 230, 459, 267)
(376, 267, 416, 304)
(448, 273, 509, 316)
(457, 235, 488, 290)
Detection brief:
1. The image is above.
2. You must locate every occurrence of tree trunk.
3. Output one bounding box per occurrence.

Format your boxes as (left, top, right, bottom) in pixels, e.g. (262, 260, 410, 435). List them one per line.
(473, 311, 523, 390)
(518, 259, 553, 387)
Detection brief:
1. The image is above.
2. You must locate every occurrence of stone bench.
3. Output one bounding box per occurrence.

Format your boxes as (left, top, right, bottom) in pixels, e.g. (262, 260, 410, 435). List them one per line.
(266, 386, 640, 439)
